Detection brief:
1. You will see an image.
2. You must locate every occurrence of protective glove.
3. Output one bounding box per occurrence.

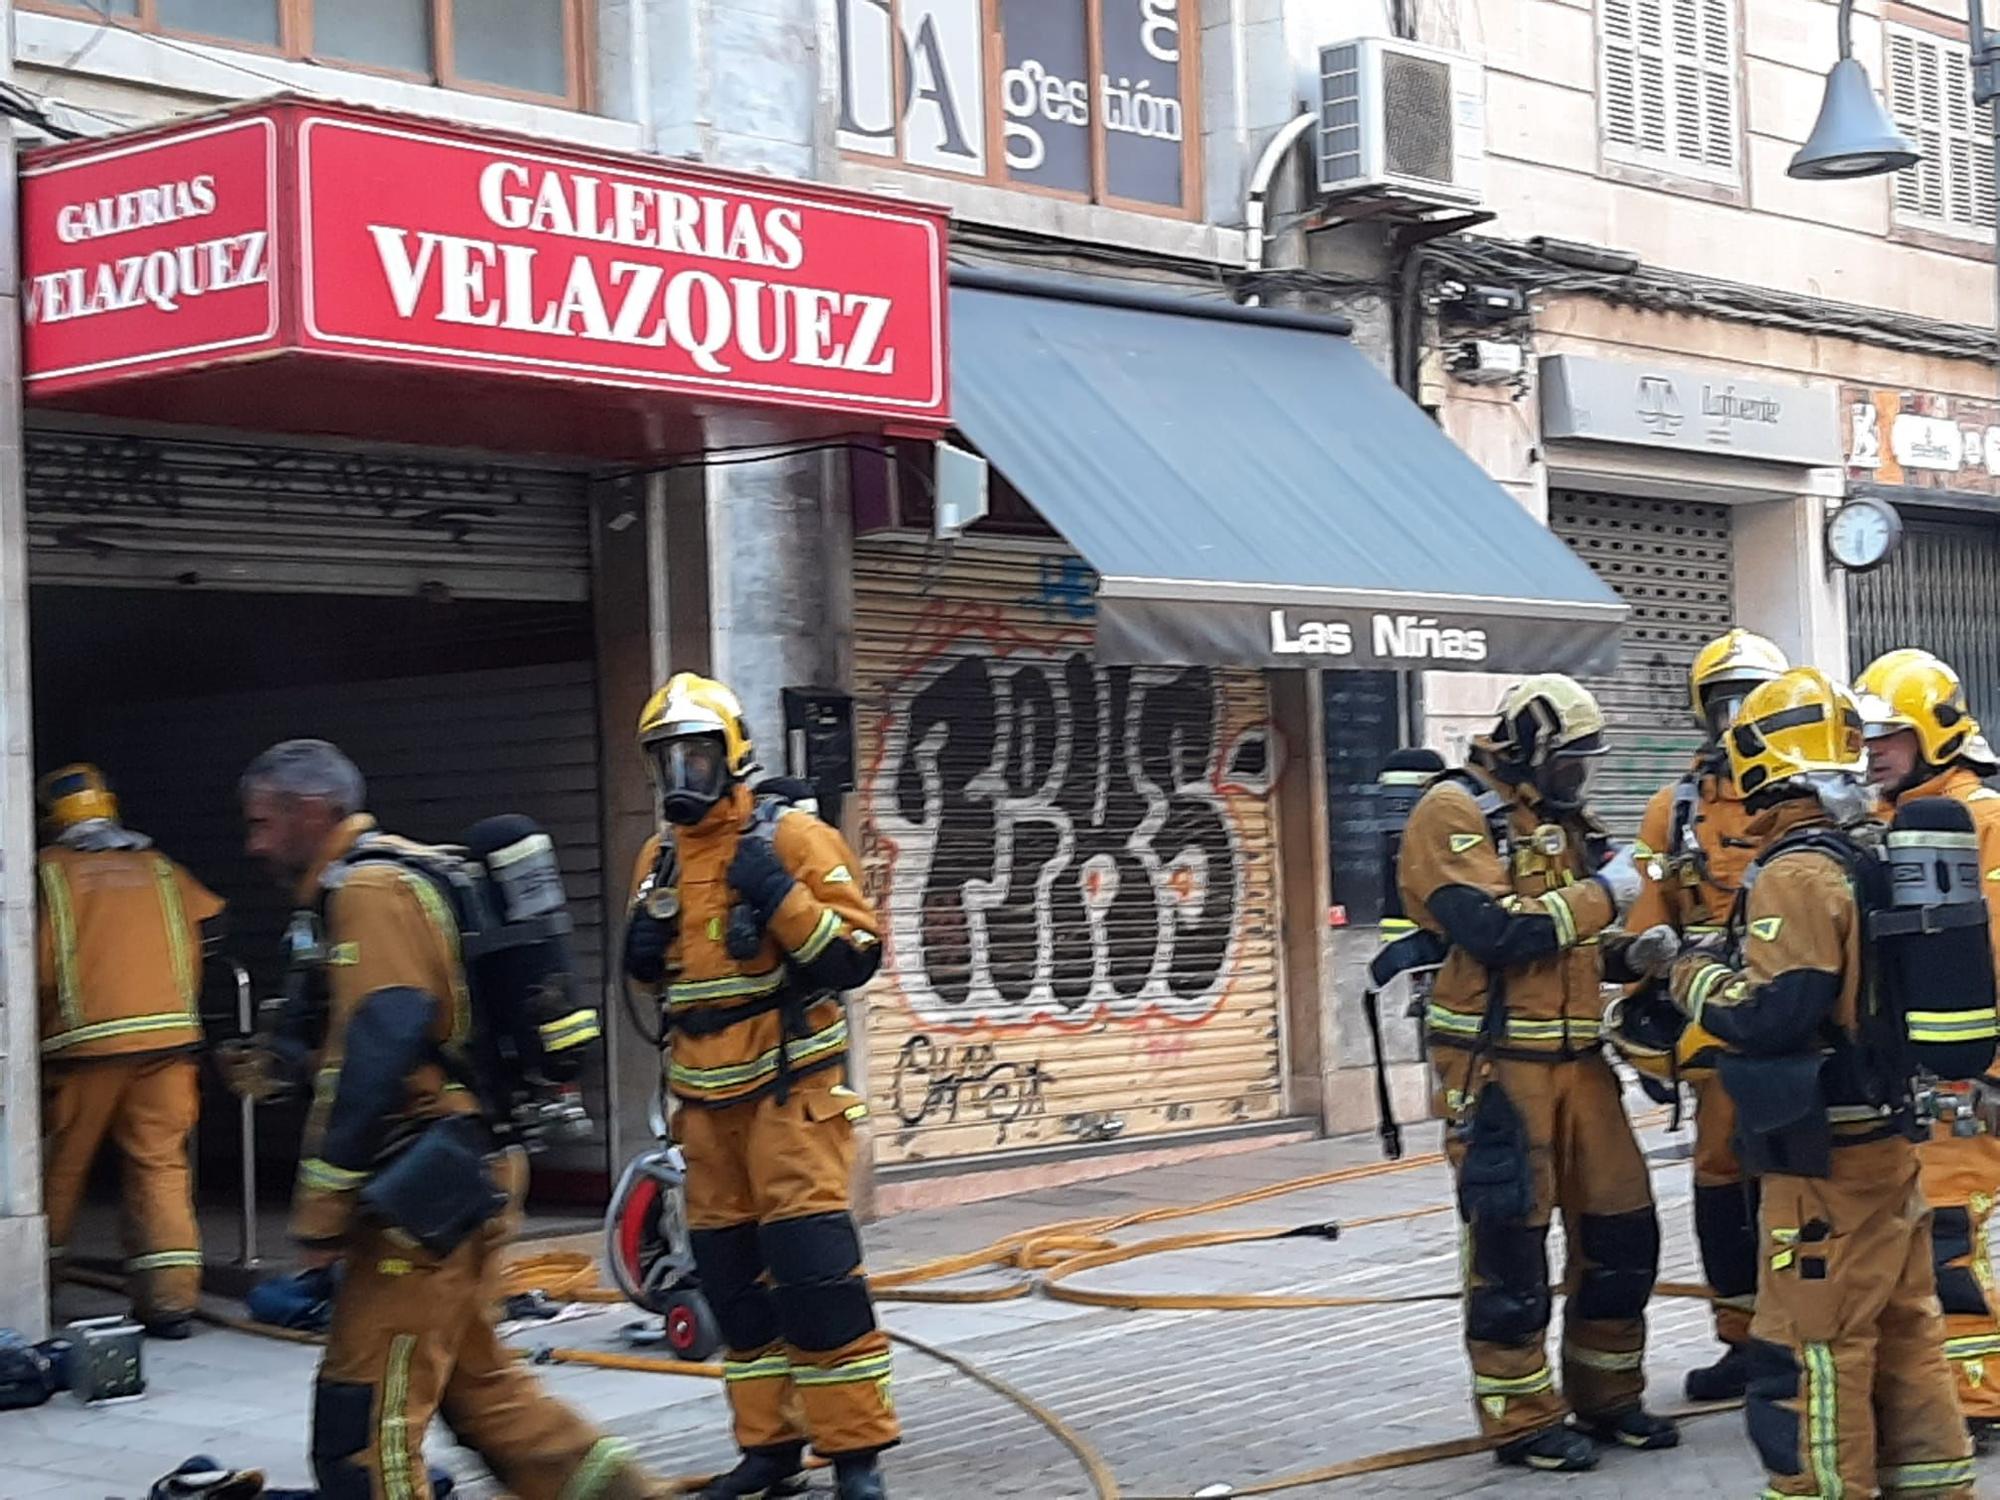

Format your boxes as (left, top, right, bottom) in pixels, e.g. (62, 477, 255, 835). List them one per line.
(729, 834, 797, 927)
(212, 1038, 287, 1102)
(1681, 929, 1733, 961)
(624, 910, 674, 985)
(1592, 844, 1645, 919)
(1623, 923, 1681, 979)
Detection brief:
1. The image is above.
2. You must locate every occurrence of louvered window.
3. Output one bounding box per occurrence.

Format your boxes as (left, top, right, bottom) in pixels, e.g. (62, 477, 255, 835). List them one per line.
(1887, 26, 1996, 240)
(1600, 0, 1740, 186)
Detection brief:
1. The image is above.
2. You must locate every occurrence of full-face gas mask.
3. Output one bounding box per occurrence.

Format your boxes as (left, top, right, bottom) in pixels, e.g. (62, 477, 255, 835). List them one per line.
(648, 732, 732, 827)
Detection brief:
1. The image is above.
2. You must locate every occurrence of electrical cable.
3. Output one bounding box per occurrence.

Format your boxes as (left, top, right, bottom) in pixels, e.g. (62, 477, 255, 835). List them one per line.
(0, 81, 84, 141)
(77, 1105, 1722, 1500)
(1436, 233, 2000, 364)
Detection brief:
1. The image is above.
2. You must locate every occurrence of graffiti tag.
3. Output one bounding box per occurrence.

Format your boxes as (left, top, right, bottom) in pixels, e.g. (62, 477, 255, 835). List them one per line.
(872, 643, 1260, 1028)
(891, 1035, 1052, 1143)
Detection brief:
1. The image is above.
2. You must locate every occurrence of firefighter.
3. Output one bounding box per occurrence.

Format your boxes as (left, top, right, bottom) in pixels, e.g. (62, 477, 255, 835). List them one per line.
(1857, 647, 2000, 1443)
(1626, 628, 1788, 1401)
(36, 764, 223, 1339)
(1400, 675, 1680, 1473)
(622, 674, 896, 1500)
(1670, 668, 1974, 1499)
(234, 739, 669, 1500)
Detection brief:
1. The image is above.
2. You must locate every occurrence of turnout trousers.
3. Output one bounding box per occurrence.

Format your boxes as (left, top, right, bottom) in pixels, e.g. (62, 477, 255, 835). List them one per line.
(312, 1149, 668, 1500)
(1435, 1048, 1660, 1442)
(1692, 1075, 1760, 1349)
(1746, 1136, 1973, 1498)
(42, 1053, 202, 1320)
(677, 1075, 899, 1461)
(1916, 1124, 2000, 1426)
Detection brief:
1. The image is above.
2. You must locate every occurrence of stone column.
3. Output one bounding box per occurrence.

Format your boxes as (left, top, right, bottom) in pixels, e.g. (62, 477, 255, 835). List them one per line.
(0, 0, 50, 1337)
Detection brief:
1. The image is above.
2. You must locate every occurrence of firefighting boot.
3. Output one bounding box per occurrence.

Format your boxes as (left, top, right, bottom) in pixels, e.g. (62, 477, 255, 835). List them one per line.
(1496, 1426, 1598, 1473)
(693, 1444, 809, 1499)
(834, 1453, 888, 1500)
(1683, 1344, 1750, 1403)
(1575, 1406, 1681, 1452)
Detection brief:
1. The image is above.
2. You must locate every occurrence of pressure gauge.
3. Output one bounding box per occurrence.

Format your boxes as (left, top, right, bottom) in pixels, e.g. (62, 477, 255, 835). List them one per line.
(1825, 497, 1904, 573)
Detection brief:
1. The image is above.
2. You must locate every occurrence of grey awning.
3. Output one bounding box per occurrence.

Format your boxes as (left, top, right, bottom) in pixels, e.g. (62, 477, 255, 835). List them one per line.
(949, 272, 1627, 674)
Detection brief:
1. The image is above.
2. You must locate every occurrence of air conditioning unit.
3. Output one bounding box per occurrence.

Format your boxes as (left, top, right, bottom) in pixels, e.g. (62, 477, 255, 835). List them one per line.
(1316, 37, 1485, 209)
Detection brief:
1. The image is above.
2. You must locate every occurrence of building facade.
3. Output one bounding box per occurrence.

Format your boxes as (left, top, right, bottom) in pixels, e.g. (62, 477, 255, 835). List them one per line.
(12, 0, 1971, 1330)
(1343, 0, 2000, 1124)
(7, 0, 1580, 1333)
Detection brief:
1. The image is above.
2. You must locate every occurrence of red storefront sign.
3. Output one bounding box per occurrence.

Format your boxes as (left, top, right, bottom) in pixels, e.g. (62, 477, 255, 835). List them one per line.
(24, 116, 282, 388)
(21, 99, 951, 455)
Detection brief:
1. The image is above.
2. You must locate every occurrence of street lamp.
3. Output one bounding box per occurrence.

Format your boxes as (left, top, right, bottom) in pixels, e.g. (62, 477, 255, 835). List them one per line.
(1788, 0, 1920, 180)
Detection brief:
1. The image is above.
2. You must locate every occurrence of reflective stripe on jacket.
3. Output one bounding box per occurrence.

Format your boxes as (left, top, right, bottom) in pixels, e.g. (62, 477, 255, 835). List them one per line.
(37, 846, 223, 1060)
(630, 786, 881, 1106)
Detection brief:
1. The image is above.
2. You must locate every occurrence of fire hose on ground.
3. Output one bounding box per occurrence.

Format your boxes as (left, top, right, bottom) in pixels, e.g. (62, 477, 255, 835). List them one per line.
(63, 1117, 1744, 1498)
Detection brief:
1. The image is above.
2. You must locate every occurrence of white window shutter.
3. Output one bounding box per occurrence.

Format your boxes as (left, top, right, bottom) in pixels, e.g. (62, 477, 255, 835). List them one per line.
(1700, 0, 1734, 169)
(1602, 0, 1640, 146)
(1887, 25, 1994, 236)
(1978, 110, 1998, 230)
(1888, 31, 1923, 217)
(1639, 52, 1670, 154)
(1600, 0, 1738, 181)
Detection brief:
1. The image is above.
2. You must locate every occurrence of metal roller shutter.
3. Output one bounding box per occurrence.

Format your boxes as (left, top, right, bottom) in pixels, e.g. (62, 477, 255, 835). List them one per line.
(853, 536, 1285, 1168)
(1850, 513, 2000, 726)
(88, 660, 607, 1164)
(26, 426, 605, 1167)
(1548, 491, 1735, 837)
(25, 428, 590, 601)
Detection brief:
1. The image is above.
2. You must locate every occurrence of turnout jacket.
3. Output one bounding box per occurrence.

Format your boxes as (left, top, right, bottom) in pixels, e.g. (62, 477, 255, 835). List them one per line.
(1398, 765, 1621, 1057)
(1628, 756, 1759, 938)
(1668, 801, 1888, 1138)
(36, 843, 223, 1061)
(631, 785, 881, 1106)
(290, 815, 478, 1248)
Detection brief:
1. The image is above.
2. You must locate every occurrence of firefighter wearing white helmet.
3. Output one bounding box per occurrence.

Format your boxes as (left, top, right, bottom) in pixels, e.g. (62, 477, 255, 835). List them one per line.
(623, 673, 896, 1500)
(1614, 628, 1788, 1403)
(1858, 648, 2000, 1442)
(1398, 674, 1680, 1473)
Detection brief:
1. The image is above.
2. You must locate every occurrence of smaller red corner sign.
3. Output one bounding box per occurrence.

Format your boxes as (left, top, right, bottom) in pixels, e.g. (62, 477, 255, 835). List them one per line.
(21, 115, 282, 391)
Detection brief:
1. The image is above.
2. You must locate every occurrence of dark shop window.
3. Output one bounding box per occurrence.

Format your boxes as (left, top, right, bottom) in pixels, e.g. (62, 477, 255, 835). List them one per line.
(1324, 670, 1406, 924)
(28, 0, 590, 107)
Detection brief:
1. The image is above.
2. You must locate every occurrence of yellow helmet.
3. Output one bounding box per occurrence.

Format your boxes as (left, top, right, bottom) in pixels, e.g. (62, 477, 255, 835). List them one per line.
(637, 673, 755, 826)
(1726, 668, 1866, 799)
(37, 763, 119, 834)
(1855, 649, 1986, 769)
(1689, 629, 1788, 730)
(1605, 993, 1726, 1084)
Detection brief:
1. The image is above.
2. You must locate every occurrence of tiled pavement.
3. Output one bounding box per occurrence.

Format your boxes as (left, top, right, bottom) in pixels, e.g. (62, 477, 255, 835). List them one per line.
(8, 1104, 1995, 1498)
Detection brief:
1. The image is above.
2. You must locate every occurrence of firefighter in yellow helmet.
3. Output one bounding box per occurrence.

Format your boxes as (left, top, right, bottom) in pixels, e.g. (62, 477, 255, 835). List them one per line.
(1399, 674, 1680, 1472)
(36, 764, 224, 1338)
(623, 674, 896, 1500)
(1857, 647, 2000, 1442)
(1622, 628, 1788, 1401)
(1669, 669, 1973, 1498)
